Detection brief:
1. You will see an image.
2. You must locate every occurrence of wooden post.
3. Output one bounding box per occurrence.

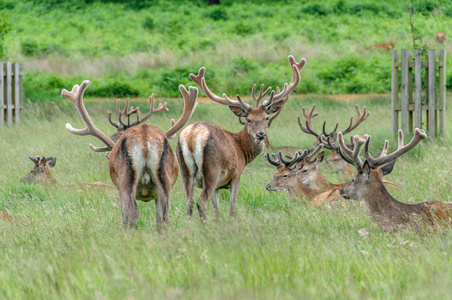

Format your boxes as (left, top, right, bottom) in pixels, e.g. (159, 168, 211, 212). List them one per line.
(414, 50, 422, 130)
(427, 49, 436, 138)
(391, 50, 399, 135)
(438, 49, 446, 137)
(14, 62, 20, 126)
(6, 62, 12, 127)
(400, 50, 410, 134)
(0, 62, 3, 126)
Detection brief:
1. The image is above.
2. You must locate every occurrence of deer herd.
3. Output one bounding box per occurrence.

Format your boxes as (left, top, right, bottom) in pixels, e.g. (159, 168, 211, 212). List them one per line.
(15, 54, 452, 233)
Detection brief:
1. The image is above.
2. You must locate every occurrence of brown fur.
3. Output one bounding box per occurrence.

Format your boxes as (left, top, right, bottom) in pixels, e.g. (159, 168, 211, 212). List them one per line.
(367, 44, 393, 51)
(0, 211, 13, 222)
(266, 164, 343, 207)
(340, 165, 452, 231)
(436, 32, 446, 44)
(325, 149, 356, 181)
(22, 156, 56, 185)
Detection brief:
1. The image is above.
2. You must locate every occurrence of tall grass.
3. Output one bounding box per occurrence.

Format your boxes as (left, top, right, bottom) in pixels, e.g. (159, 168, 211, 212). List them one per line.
(1, 93, 452, 299)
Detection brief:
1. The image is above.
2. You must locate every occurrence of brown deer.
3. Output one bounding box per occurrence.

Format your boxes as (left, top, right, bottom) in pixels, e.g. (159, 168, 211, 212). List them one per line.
(178, 55, 305, 220)
(62, 80, 198, 231)
(367, 44, 393, 51)
(435, 31, 446, 44)
(22, 156, 57, 184)
(338, 129, 452, 230)
(108, 96, 168, 142)
(299, 104, 369, 181)
(264, 149, 343, 207)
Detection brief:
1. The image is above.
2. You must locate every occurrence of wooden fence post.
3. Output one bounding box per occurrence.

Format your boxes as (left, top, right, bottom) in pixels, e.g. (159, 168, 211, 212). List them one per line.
(400, 50, 410, 134)
(438, 49, 446, 137)
(391, 50, 399, 136)
(427, 49, 436, 138)
(0, 62, 23, 127)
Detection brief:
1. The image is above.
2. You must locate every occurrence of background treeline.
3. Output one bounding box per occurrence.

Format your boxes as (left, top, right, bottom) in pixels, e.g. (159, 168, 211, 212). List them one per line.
(1, 0, 451, 100)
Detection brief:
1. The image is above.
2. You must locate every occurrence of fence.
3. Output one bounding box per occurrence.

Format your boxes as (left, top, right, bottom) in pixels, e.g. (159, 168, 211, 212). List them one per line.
(391, 49, 446, 138)
(1, 62, 23, 126)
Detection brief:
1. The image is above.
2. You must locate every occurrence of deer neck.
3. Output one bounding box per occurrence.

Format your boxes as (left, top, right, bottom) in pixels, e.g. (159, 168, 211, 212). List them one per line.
(233, 125, 265, 165)
(294, 177, 319, 200)
(361, 178, 400, 218)
(314, 169, 334, 190)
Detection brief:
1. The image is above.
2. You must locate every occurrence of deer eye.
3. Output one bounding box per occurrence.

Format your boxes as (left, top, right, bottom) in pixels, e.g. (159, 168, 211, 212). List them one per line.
(246, 119, 251, 123)
(265, 116, 269, 121)
(283, 175, 288, 178)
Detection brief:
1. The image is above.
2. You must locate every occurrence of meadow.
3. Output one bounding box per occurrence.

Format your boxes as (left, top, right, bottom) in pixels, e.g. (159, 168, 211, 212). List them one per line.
(1, 91, 452, 299)
(1, 0, 452, 100)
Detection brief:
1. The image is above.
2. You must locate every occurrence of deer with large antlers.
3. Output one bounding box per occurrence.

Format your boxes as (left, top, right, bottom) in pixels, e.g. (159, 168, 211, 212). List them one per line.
(178, 55, 305, 220)
(62, 81, 198, 232)
(264, 148, 343, 207)
(338, 129, 452, 230)
(108, 96, 168, 142)
(299, 104, 370, 180)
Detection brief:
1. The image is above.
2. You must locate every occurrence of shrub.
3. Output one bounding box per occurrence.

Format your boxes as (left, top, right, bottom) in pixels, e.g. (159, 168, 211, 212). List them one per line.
(207, 8, 228, 21)
(143, 16, 155, 30)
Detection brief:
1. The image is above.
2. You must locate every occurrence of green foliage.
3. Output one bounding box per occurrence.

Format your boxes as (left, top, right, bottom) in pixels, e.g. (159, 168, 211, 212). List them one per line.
(0, 14, 10, 58)
(207, 8, 229, 21)
(2, 96, 452, 298)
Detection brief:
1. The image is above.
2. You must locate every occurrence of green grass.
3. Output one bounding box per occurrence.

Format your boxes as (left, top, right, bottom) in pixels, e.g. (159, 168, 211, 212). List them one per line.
(1, 92, 452, 299)
(2, 0, 452, 99)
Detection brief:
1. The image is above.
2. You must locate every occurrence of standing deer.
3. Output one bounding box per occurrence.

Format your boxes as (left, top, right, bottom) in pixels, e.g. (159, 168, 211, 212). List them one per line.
(299, 104, 369, 180)
(264, 148, 343, 207)
(108, 97, 168, 142)
(435, 31, 446, 45)
(338, 129, 452, 230)
(22, 156, 57, 184)
(178, 55, 305, 220)
(62, 80, 198, 231)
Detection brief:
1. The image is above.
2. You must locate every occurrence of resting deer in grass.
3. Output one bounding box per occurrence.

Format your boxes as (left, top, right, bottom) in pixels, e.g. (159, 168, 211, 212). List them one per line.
(22, 156, 57, 184)
(264, 148, 343, 207)
(108, 97, 168, 142)
(338, 129, 452, 230)
(178, 55, 305, 220)
(299, 104, 369, 181)
(62, 80, 198, 231)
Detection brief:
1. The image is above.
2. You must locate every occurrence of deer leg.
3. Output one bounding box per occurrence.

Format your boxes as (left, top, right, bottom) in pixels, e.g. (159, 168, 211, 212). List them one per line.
(156, 170, 171, 234)
(229, 176, 241, 217)
(212, 189, 220, 217)
(119, 186, 139, 229)
(177, 143, 195, 217)
(197, 170, 221, 221)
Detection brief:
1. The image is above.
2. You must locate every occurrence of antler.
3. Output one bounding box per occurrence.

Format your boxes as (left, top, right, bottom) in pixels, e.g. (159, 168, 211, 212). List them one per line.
(62, 80, 116, 152)
(341, 104, 370, 135)
(364, 128, 427, 168)
(120, 94, 168, 129)
(270, 55, 305, 104)
(189, 67, 251, 112)
(337, 132, 369, 172)
(265, 150, 309, 168)
(298, 104, 321, 138)
(107, 98, 140, 129)
(252, 84, 272, 107)
(164, 85, 199, 138)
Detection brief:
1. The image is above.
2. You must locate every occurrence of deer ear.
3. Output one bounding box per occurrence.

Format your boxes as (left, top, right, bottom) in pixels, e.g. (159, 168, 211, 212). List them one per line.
(266, 101, 283, 114)
(229, 106, 248, 117)
(380, 159, 396, 176)
(29, 156, 40, 164)
(363, 161, 371, 177)
(46, 157, 57, 168)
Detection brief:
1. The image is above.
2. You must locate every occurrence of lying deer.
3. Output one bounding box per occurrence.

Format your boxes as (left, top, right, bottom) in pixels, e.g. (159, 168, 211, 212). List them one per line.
(299, 104, 369, 180)
(62, 81, 198, 232)
(338, 129, 452, 230)
(179, 55, 305, 220)
(22, 156, 57, 184)
(265, 148, 343, 207)
(108, 97, 167, 142)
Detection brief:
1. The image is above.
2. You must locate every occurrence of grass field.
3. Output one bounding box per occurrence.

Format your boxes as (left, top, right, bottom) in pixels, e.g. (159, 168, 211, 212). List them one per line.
(1, 91, 452, 299)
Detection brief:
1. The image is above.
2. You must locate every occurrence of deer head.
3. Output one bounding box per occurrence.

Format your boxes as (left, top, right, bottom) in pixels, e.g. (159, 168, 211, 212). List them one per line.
(265, 145, 323, 193)
(22, 156, 56, 184)
(108, 96, 168, 142)
(338, 129, 427, 201)
(190, 55, 305, 145)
